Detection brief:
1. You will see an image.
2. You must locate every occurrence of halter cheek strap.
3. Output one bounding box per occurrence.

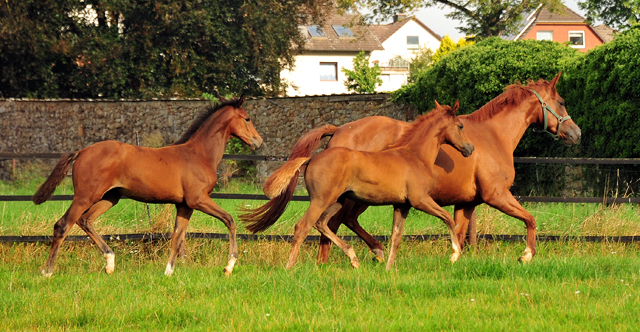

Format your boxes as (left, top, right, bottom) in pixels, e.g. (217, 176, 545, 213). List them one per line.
(529, 89, 571, 140)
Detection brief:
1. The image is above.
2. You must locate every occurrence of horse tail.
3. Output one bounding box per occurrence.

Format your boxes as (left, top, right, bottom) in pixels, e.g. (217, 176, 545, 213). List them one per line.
(242, 157, 310, 233)
(240, 124, 337, 233)
(32, 152, 79, 205)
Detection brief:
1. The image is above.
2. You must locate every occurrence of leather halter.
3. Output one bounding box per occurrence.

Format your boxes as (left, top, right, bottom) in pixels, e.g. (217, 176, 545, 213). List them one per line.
(529, 89, 571, 140)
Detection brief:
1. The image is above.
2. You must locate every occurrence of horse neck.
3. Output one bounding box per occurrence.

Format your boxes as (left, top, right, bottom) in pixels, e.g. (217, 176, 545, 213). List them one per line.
(185, 111, 232, 166)
(466, 97, 540, 153)
(402, 120, 447, 167)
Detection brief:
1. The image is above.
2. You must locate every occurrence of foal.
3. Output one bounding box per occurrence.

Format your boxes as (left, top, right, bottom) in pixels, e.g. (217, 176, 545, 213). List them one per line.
(264, 101, 474, 270)
(33, 96, 262, 277)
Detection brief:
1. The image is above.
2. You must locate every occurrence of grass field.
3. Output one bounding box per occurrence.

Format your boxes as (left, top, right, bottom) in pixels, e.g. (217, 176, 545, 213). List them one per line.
(2, 177, 640, 330)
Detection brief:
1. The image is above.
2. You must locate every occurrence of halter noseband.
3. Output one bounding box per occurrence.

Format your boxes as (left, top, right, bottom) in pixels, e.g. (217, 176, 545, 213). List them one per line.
(529, 89, 571, 140)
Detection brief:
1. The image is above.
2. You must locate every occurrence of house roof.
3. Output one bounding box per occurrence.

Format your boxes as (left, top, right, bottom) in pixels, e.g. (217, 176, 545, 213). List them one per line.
(369, 16, 442, 43)
(303, 9, 384, 52)
(501, 4, 616, 42)
(592, 24, 617, 43)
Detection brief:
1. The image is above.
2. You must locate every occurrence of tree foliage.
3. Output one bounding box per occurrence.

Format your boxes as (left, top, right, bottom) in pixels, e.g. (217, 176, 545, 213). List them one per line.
(341, 51, 383, 93)
(579, 0, 640, 30)
(562, 26, 640, 158)
(0, 0, 328, 98)
(408, 45, 434, 82)
(339, 0, 563, 38)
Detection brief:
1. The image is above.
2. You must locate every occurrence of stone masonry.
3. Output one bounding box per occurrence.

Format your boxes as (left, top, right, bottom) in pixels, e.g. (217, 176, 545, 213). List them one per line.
(0, 94, 415, 181)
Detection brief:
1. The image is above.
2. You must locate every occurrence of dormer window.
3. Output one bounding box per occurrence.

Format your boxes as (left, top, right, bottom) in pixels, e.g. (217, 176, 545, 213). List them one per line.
(308, 25, 326, 37)
(407, 36, 419, 49)
(332, 25, 354, 37)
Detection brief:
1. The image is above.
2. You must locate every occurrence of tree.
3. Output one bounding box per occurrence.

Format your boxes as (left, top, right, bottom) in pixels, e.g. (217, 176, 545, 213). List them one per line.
(408, 46, 434, 82)
(0, 0, 330, 98)
(579, 0, 640, 30)
(341, 51, 383, 93)
(339, 0, 563, 38)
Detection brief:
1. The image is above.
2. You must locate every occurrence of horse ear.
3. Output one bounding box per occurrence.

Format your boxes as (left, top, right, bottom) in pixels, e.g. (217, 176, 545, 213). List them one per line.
(550, 72, 562, 93)
(238, 94, 246, 107)
(434, 100, 442, 109)
(452, 100, 460, 115)
(215, 89, 228, 103)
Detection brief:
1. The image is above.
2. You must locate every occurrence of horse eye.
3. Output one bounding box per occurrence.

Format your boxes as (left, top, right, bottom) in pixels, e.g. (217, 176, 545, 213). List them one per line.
(245, 118, 251, 123)
(458, 124, 464, 130)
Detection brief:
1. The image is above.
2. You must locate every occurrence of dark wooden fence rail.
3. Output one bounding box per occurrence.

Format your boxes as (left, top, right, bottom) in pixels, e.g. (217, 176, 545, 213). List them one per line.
(3, 153, 640, 243)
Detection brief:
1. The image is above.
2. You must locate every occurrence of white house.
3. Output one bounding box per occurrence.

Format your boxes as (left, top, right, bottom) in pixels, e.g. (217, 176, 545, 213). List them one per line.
(280, 11, 441, 96)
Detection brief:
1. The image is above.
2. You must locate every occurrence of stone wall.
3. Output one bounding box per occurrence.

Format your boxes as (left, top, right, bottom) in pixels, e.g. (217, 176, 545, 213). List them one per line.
(0, 94, 415, 181)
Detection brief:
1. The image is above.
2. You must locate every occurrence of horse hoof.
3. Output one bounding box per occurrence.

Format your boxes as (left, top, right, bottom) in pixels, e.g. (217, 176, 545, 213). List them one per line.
(351, 260, 360, 269)
(105, 267, 114, 274)
(372, 249, 385, 263)
(164, 263, 174, 277)
(450, 253, 461, 263)
(518, 254, 533, 263)
(41, 270, 53, 278)
(223, 267, 232, 277)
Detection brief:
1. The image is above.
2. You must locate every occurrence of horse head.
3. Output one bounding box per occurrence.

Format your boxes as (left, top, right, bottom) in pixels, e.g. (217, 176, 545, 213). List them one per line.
(530, 72, 581, 145)
(436, 100, 474, 157)
(227, 95, 263, 150)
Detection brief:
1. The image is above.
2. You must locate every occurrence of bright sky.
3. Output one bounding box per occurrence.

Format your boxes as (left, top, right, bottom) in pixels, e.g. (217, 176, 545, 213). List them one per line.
(413, 0, 587, 41)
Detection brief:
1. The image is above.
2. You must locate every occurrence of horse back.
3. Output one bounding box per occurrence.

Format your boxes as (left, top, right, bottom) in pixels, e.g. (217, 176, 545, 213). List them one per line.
(328, 116, 409, 151)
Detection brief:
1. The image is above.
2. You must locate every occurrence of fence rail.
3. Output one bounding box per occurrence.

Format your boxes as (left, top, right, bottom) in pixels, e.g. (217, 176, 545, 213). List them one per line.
(1, 232, 639, 244)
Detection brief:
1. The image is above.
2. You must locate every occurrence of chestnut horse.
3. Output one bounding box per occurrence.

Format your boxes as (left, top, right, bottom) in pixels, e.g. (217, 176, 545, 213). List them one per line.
(259, 102, 474, 269)
(33, 96, 263, 277)
(241, 73, 581, 264)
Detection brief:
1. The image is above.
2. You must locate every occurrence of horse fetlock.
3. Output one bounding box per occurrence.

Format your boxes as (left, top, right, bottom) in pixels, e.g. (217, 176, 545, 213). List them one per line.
(450, 251, 461, 263)
(164, 263, 174, 276)
(104, 253, 115, 274)
(41, 269, 53, 278)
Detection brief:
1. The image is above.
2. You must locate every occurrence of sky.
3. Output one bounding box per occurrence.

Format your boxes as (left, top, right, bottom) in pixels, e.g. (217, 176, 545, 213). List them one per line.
(412, 0, 587, 41)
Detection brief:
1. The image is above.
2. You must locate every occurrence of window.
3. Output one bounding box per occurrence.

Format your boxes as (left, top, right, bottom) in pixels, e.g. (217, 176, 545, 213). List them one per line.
(536, 31, 553, 41)
(569, 31, 585, 48)
(308, 25, 326, 37)
(319, 62, 337, 81)
(332, 25, 354, 37)
(407, 36, 419, 49)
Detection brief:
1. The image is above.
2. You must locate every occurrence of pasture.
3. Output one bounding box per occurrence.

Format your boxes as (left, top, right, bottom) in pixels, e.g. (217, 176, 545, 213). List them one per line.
(1, 178, 640, 330)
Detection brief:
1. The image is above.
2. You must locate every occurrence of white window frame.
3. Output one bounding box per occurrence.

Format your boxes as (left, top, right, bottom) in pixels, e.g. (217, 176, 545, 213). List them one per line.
(407, 36, 419, 49)
(568, 31, 585, 49)
(319, 62, 338, 81)
(536, 30, 553, 41)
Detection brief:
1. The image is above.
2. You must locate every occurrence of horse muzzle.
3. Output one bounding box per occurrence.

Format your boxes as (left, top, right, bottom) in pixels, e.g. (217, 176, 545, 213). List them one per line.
(560, 123, 581, 146)
(460, 143, 474, 157)
(250, 137, 263, 150)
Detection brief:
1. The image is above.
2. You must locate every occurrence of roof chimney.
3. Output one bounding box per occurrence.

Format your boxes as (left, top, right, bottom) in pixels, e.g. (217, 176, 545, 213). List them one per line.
(393, 14, 407, 22)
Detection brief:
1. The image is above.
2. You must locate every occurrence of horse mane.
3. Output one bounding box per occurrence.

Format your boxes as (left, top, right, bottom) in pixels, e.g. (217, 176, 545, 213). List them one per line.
(388, 105, 450, 149)
(172, 98, 243, 145)
(465, 79, 550, 122)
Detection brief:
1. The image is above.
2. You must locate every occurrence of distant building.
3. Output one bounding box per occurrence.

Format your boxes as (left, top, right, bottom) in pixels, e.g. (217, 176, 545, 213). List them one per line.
(280, 10, 441, 96)
(502, 4, 616, 52)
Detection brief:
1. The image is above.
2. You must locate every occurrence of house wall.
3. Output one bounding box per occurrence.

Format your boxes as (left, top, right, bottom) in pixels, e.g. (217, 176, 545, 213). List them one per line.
(522, 23, 603, 52)
(281, 52, 359, 97)
(370, 20, 441, 65)
(370, 19, 441, 92)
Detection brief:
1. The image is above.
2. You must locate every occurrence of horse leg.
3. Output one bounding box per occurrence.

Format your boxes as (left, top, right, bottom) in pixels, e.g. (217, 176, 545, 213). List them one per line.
(42, 200, 93, 277)
(314, 202, 360, 269)
(342, 203, 385, 263)
(189, 198, 238, 276)
(485, 194, 537, 262)
(468, 209, 478, 246)
(412, 197, 462, 263)
(453, 206, 477, 250)
(75, 191, 122, 274)
(385, 204, 410, 270)
(287, 201, 334, 270)
(165, 204, 193, 276)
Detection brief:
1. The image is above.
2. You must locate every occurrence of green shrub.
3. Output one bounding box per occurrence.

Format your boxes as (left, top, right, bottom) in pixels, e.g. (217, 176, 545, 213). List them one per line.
(562, 26, 640, 196)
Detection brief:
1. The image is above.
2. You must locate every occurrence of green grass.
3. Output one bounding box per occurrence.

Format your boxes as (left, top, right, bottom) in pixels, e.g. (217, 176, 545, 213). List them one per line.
(2, 178, 640, 330)
(1, 240, 639, 330)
